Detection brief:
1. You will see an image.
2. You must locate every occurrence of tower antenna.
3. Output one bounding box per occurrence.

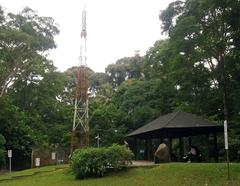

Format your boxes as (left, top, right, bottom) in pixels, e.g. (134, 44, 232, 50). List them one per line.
(71, 2, 89, 153)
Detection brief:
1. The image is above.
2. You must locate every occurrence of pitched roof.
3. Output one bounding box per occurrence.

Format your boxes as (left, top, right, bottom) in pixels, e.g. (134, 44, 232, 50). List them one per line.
(126, 111, 222, 138)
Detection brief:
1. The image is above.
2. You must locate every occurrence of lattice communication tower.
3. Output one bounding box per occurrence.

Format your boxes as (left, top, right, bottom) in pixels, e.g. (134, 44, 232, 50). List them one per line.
(71, 4, 89, 153)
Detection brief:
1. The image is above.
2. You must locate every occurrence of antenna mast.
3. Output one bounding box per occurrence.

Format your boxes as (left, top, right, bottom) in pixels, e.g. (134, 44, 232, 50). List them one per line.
(71, 3, 89, 153)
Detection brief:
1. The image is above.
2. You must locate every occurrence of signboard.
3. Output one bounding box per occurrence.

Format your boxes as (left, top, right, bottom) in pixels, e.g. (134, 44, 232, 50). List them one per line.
(51, 152, 56, 160)
(8, 150, 12, 173)
(8, 150, 12, 158)
(224, 120, 228, 150)
(35, 158, 40, 167)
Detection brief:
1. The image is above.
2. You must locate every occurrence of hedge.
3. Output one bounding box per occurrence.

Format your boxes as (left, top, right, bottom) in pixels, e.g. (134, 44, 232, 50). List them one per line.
(70, 144, 133, 179)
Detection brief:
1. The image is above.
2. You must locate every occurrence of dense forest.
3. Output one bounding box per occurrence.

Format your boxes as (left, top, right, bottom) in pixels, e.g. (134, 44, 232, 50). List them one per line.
(0, 0, 240, 169)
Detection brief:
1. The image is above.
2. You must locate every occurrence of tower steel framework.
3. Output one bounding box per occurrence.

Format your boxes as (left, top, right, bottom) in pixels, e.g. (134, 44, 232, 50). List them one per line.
(71, 4, 89, 153)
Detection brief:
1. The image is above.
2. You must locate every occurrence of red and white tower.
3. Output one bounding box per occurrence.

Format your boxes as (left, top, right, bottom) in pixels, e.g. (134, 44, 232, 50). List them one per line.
(71, 4, 89, 153)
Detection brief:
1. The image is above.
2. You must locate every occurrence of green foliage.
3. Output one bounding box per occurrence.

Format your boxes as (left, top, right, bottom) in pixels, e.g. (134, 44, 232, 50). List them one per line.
(106, 144, 133, 168)
(70, 144, 133, 179)
(0, 6, 70, 168)
(89, 84, 128, 146)
(106, 56, 144, 87)
(159, 0, 240, 160)
(0, 98, 35, 154)
(0, 97, 37, 168)
(70, 147, 107, 178)
(0, 6, 59, 98)
(159, 0, 240, 117)
(89, 72, 109, 93)
(0, 134, 6, 168)
(0, 149, 5, 169)
(144, 40, 171, 79)
(112, 79, 175, 130)
(1, 0, 240, 168)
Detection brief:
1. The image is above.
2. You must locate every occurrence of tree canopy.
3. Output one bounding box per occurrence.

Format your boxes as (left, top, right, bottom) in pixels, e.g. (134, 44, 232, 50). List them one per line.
(0, 6, 59, 98)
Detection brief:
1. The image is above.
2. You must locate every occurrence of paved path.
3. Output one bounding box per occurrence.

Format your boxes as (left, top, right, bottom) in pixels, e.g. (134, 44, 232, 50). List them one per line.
(131, 160, 155, 167)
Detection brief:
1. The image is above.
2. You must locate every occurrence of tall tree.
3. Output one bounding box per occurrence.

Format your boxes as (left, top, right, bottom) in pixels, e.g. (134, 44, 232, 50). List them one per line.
(144, 39, 175, 81)
(8, 60, 72, 148)
(0, 97, 37, 169)
(160, 0, 240, 122)
(113, 79, 175, 130)
(160, 0, 240, 160)
(0, 6, 59, 98)
(106, 55, 144, 87)
(89, 72, 109, 94)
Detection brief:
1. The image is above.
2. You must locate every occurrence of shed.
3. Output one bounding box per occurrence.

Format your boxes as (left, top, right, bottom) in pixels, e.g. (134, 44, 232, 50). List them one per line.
(126, 111, 223, 162)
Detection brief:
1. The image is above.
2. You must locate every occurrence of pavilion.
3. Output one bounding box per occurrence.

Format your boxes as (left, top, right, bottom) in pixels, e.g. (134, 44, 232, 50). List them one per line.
(126, 111, 223, 162)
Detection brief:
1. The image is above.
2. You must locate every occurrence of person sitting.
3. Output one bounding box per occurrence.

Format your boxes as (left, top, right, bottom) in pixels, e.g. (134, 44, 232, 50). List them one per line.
(183, 145, 201, 162)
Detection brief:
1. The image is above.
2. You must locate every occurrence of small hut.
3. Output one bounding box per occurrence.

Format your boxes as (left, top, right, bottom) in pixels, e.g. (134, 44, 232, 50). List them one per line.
(126, 111, 223, 162)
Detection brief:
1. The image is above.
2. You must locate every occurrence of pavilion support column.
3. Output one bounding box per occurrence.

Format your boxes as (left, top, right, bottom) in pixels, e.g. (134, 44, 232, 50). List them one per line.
(188, 137, 192, 146)
(179, 137, 184, 161)
(148, 138, 153, 161)
(169, 138, 172, 161)
(144, 139, 149, 160)
(213, 133, 219, 162)
(206, 134, 210, 160)
(135, 138, 140, 160)
(144, 138, 152, 161)
(133, 138, 137, 160)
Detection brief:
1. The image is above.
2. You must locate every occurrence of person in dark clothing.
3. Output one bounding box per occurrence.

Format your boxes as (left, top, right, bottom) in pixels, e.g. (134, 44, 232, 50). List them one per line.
(183, 145, 201, 162)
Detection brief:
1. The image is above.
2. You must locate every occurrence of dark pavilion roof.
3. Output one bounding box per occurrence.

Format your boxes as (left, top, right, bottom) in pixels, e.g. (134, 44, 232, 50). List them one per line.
(126, 112, 223, 139)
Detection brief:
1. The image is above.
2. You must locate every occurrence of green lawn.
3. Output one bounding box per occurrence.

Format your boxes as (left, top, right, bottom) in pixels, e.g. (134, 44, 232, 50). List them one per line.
(0, 163, 239, 186)
(0, 165, 66, 181)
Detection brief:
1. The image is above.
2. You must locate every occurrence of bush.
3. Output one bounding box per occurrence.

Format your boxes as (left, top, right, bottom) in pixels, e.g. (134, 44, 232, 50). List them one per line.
(0, 149, 5, 169)
(106, 144, 133, 168)
(70, 144, 133, 179)
(0, 134, 6, 169)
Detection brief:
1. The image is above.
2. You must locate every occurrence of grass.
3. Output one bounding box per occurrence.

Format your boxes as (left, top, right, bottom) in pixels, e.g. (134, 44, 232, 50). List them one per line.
(0, 163, 239, 186)
(0, 165, 67, 181)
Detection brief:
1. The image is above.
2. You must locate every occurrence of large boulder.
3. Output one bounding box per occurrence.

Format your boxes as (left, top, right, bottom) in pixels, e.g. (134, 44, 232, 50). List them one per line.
(154, 143, 170, 162)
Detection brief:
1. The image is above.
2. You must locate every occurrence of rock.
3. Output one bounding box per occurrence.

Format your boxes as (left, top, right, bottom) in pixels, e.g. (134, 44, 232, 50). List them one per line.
(154, 143, 170, 162)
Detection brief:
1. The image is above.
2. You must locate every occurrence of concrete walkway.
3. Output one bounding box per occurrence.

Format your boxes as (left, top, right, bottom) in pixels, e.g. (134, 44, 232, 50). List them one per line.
(131, 160, 155, 167)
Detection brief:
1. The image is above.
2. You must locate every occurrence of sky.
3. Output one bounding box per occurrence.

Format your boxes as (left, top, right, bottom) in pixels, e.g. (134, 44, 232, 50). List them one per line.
(1, 0, 173, 72)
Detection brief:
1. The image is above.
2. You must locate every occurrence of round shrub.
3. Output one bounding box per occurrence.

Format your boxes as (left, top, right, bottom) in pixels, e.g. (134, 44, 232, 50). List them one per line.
(106, 144, 133, 168)
(70, 144, 133, 179)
